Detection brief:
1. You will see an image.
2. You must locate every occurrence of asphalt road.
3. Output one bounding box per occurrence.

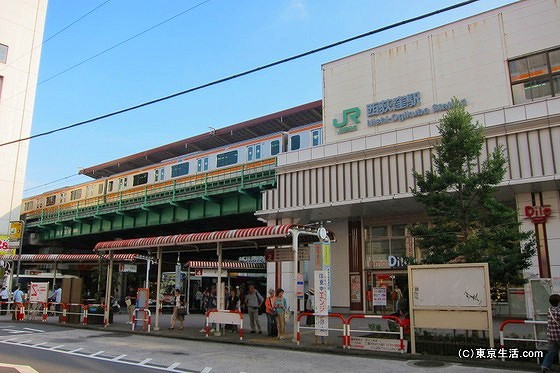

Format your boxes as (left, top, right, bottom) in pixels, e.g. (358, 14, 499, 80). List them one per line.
(0, 321, 529, 373)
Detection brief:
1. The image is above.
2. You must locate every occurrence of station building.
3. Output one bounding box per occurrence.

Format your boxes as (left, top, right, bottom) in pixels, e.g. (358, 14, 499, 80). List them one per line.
(0, 1, 47, 240)
(257, 0, 560, 313)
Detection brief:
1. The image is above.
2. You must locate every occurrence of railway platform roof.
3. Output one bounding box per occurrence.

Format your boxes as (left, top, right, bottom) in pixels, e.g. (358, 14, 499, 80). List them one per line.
(79, 100, 322, 179)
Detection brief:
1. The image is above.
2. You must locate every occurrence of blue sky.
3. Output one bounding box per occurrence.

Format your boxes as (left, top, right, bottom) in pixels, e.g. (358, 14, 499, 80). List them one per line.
(23, 0, 516, 197)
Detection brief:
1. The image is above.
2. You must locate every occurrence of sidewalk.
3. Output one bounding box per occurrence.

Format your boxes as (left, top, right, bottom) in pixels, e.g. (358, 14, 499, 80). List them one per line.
(0, 310, 542, 372)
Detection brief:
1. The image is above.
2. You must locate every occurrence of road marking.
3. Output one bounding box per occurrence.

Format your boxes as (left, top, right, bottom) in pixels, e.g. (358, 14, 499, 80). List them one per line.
(201, 367, 212, 373)
(7, 330, 30, 334)
(69, 347, 84, 353)
(23, 328, 44, 333)
(49, 344, 64, 350)
(18, 340, 32, 344)
(166, 362, 181, 370)
(33, 342, 47, 347)
(90, 350, 105, 357)
(112, 354, 127, 361)
(139, 358, 152, 365)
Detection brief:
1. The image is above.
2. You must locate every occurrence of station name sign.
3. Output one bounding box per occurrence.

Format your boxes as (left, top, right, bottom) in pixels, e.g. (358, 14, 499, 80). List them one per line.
(332, 93, 467, 134)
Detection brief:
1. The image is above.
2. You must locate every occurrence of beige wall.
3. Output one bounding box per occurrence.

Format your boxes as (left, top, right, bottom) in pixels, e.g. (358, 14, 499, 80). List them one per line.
(0, 0, 48, 236)
(323, 0, 560, 144)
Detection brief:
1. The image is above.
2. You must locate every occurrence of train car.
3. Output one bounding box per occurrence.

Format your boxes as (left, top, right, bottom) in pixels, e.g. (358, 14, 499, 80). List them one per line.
(22, 122, 323, 218)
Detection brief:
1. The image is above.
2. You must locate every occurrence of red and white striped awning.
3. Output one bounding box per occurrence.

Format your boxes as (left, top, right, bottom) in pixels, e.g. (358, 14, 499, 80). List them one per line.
(0, 253, 139, 263)
(94, 224, 331, 252)
(186, 260, 265, 270)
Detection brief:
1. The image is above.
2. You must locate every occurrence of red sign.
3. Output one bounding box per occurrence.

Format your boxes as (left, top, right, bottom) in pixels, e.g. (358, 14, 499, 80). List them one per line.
(525, 205, 552, 224)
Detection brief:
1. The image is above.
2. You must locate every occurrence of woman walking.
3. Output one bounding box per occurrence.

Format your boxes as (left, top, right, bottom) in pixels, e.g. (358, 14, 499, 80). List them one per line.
(274, 288, 287, 340)
(169, 289, 185, 330)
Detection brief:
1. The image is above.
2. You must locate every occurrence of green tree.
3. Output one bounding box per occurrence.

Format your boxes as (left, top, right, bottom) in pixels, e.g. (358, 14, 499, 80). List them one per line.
(410, 98, 535, 285)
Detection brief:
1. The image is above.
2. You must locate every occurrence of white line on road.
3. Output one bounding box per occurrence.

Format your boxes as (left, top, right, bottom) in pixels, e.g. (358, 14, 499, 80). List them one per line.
(201, 367, 212, 373)
(111, 354, 127, 361)
(33, 342, 47, 347)
(90, 351, 105, 357)
(49, 344, 64, 350)
(17, 340, 32, 344)
(69, 347, 83, 353)
(23, 328, 45, 333)
(166, 362, 181, 370)
(139, 358, 152, 365)
(7, 330, 30, 334)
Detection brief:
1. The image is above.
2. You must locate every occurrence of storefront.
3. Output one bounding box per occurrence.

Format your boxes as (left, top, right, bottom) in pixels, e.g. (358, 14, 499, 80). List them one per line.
(257, 0, 560, 314)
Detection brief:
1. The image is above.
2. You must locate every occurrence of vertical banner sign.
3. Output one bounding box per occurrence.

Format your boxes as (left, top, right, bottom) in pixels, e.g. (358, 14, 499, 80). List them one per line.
(9, 221, 23, 249)
(0, 235, 13, 257)
(297, 273, 304, 299)
(315, 270, 329, 336)
(373, 287, 387, 306)
(175, 264, 182, 291)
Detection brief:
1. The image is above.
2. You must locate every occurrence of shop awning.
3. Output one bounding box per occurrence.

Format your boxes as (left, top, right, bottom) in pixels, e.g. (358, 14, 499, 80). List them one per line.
(0, 253, 143, 263)
(94, 224, 333, 252)
(186, 260, 265, 270)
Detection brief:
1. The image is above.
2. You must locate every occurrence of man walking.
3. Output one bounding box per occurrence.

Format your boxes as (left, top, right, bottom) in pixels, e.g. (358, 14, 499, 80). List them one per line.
(244, 284, 263, 334)
(542, 294, 560, 372)
(0, 286, 9, 315)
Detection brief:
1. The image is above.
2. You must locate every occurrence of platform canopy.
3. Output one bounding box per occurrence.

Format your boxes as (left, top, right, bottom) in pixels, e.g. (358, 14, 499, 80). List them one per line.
(0, 253, 144, 263)
(94, 224, 333, 253)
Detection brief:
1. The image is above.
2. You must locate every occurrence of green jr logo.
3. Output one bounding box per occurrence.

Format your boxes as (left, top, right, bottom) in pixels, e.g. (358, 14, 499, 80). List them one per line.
(333, 107, 360, 134)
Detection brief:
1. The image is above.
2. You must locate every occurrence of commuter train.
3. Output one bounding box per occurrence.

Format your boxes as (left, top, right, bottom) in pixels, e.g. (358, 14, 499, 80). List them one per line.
(22, 122, 323, 217)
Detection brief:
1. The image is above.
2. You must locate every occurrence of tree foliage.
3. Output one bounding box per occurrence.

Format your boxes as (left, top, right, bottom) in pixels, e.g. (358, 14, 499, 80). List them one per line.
(410, 98, 535, 285)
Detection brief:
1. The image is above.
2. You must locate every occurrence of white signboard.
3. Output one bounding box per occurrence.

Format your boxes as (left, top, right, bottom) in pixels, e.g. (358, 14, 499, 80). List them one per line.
(297, 273, 304, 299)
(265, 247, 310, 262)
(373, 287, 387, 306)
(315, 316, 329, 336)
(314, 270, 330, 336)
(29, 282, 49, 302)
(350, 336, 407, 352)
(119, 264, 137, 273)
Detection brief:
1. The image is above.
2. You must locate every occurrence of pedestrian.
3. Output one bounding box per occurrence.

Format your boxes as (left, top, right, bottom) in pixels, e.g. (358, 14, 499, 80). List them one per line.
(393, 284, 403, 312)
(0, 286, 8, 315)
(541, 294, 560, 372)
(125, 296, 135, 324)
(50, 284, 62, 313)
(200, 288, 217, 333)
(13, 284, 24, 320)
(226, 288, 240, 332)
(305, 288, 315, 327)
(169, 289, 185, 330)
(274, 288, 287, 340)
(244, 284, 263, 334)
(195, 288, 203, 311)
(265, 288, 277, 337)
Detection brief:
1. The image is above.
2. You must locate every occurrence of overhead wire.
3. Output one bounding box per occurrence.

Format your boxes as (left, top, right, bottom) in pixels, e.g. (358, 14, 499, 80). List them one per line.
(0, 0, 478, 149)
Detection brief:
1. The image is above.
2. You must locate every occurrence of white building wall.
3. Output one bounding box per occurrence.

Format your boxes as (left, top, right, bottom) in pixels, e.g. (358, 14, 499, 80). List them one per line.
(0, 0, 48, 236)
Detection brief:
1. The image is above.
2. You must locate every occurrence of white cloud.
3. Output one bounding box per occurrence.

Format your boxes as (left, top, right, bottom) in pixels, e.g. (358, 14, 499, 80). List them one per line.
(282, 0, 307, 20)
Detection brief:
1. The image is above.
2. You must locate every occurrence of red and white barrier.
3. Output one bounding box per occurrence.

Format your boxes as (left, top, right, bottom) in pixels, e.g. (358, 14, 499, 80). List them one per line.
(499, 319, 547, 362)
(296, 312, 348, 348)
(132, 308, 152, 332)
(346, 314, 406, 353)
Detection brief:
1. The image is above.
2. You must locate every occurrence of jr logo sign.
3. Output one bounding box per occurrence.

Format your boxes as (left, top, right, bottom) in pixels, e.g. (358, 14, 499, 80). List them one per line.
(333, 107, 360, 134)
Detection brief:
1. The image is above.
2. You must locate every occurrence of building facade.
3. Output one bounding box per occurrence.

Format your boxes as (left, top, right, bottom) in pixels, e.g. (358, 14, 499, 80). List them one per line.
(258, 0, 560, 313)
(0, 0, 48, 242)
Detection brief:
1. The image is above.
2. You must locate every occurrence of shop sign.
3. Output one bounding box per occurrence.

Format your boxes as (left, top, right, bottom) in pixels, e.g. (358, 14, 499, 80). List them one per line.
(349, 336, 407, 352)
(524, 205, 552, 224)
(0, 235, 14, 256)
(373, 287, 387, 306)
(264, 247, 310, 262)
(119, 264, 137, 273)
(367, 255, 415, 269)
(332, 107, 360, 134)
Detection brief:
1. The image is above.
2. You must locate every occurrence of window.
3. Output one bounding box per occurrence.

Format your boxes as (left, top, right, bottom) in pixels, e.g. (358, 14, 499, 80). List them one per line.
(197, 157, 209, 172)
(364, 224, 411, 269)
(133, 172, 148, 186)
(290, 135, 301, 151)
(247, 146, 254, 161)
(216, 150, 238, 167)
(108, 181, 114, 193)
(70, 189, 82, 201)
(271, 140, 280, 156)
(247, 144, 262, 162)
(46, 195, 56, 206)
(24, 201, 34, 211)
(509, 48, 560, 104)
(0, 44, 7, 63)
(312, 129, 322, 146)
(171, 163, 189, 178)
(118, 178, 127, 190)
(98, 183, 104, 194)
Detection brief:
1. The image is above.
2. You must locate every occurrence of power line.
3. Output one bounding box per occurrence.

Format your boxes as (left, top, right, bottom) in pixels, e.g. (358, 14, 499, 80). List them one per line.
(0, 0, 478, 148)
(39, 0, 212, 85)
(23, 173, 82, 193)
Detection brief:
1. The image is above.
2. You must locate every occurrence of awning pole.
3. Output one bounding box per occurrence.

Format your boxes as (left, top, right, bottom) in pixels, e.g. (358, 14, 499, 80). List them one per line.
(186, 264, 191, 315)
(145, 257, 151, 289)
(291, 229, 300, 343)
(217, 243, 222, 310)
(104, 250, 114, 327)
(154, 247, 162, 331)
(52, 262, 58, 292)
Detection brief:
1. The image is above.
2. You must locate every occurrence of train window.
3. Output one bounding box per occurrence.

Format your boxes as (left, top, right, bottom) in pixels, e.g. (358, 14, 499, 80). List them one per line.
(70, 189, 82, 200)
(247, 146, 254, 161)
(291, 135, 301, 151)
(133, 172, 148, 186)
(171, 163, 189, 178)
(216, 150, 238, 167)
(46, 195, 56, 206)
(118, 178, 124, 190)
(24, 201, 33, 211)
(98, 184, 104, 194)
(271, 140, 280, 155)
(85, 185, 94, 197)
(197, 157, 209, 172)
(124, 178, 128, 187)
(255, 144, 261, 159)
(155, 168, 166, 182)
(108, 181, 114, 192)
(60, 192, 66, 203)
(312, 129, 322, 146)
